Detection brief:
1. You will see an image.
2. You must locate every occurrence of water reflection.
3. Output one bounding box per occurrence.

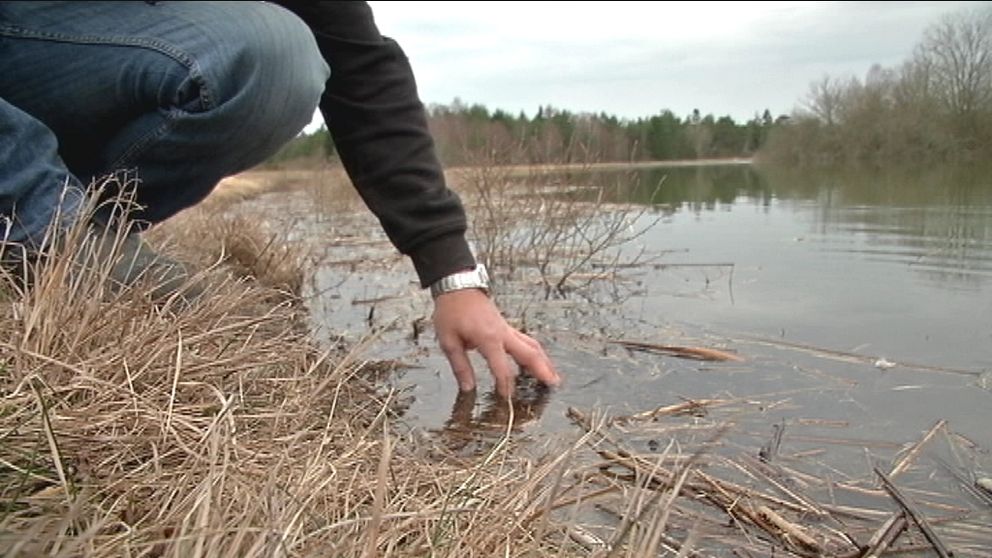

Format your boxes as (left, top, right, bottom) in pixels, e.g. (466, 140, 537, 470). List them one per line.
(765, 165, 992, 286)
(539, 163, 992, 287)
(433, 378, 551, 455)
(290, 157, 992, 472)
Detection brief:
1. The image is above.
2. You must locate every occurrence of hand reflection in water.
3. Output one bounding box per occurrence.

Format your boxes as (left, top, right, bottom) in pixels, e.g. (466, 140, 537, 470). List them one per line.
(436, 376, 551, 455)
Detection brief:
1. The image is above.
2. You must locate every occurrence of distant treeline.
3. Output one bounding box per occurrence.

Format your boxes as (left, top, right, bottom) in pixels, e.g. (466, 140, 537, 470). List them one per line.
(265, 102, 780, 168)
(761, 6, 992, 167)
(266, 5, 990, 170)
(423, 103, 779, 165)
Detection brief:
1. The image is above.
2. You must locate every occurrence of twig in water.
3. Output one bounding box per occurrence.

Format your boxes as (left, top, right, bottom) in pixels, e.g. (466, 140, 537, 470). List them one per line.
(758, 420, 785, 463)
(755, 505, 821, 552)
(609, 339, 745, 362)
(862, 512, 908, 558)
(874, 467, 954, 558)
(618, 398, 730, 423)
(732, 335, 981, 377)
(888, 420, 946, 480)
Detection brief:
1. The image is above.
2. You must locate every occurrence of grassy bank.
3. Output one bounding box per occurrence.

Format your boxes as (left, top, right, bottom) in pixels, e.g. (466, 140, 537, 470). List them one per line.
(4, 169, 990, 557)
(0, 179, 586, 557)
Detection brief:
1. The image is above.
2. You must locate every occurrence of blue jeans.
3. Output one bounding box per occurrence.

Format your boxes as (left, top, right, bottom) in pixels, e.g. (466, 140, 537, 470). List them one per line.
(0, 1, 329, 247)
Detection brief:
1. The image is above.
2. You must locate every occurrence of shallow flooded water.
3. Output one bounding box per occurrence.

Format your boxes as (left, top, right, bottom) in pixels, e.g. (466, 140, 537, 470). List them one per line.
(239, 162, 992, 553)
(262, 163, 991, 454)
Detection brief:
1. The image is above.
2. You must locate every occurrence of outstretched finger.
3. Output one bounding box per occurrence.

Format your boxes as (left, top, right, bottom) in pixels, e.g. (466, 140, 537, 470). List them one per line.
(506, 329, 560, 388)
(478, 342, 516, 398)
(439, 337, 477, 392)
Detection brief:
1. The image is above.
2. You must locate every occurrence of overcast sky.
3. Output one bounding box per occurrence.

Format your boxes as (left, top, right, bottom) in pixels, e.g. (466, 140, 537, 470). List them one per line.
(322, 0, 983, 125)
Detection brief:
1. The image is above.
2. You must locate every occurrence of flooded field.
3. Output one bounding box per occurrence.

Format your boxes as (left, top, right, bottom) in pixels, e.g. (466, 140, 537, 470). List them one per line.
(230, 163, 992, 554)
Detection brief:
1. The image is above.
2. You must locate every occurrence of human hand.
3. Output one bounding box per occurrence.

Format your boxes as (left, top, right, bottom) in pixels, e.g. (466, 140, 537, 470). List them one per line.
(432, 288, 561, 398)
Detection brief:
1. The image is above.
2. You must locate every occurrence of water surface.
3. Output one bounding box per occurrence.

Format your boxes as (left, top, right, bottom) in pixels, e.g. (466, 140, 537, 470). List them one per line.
(296, 163, 991, 459)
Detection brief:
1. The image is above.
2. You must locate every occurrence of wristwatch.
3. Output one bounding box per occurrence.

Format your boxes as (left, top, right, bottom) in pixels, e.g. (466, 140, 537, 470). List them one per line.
(429, 264, 490, 299)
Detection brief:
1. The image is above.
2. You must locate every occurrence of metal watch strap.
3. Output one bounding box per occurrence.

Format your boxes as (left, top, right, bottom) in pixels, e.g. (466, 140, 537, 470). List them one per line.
(429, 264, 490, 298)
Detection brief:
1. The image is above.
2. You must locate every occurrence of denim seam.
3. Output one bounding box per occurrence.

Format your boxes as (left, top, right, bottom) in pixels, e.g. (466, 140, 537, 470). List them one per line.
(105, 109, 181, 173)
(0, 24, 216, 110)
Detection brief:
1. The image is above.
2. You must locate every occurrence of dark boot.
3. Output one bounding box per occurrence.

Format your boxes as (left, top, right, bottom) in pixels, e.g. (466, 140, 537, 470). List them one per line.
(77, 221, 205, 304)
(1, 221, 204, 305)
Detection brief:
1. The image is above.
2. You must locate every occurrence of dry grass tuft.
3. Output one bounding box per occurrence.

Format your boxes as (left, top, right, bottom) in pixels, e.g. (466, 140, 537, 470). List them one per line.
(200, 213, 309, 297)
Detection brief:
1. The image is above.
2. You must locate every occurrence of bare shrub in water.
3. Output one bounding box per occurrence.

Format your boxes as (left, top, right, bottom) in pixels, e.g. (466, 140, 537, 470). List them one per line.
(453, 138, 661, 300)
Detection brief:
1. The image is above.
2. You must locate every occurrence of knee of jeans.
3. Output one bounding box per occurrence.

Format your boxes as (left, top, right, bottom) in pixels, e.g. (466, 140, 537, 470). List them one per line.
(201, 4, 329, 161)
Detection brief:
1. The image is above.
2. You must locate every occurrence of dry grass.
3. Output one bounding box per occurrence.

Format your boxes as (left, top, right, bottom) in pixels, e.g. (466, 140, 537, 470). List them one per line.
(0, 181, 593, 557)
(156, 167, 364, 298)
(173, 211, 309, 297)
(205, 168, 362, 217)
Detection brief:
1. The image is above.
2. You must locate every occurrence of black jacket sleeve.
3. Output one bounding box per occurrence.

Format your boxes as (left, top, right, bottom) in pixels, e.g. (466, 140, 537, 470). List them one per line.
(272, 1, 476, 288)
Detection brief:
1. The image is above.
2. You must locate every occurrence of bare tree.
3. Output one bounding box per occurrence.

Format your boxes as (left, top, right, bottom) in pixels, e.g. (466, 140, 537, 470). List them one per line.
(917, 7, 992, 118)
(763, 6, 992, 165)
(894, 56, 934, 110)
(804, 75, 847, 126)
